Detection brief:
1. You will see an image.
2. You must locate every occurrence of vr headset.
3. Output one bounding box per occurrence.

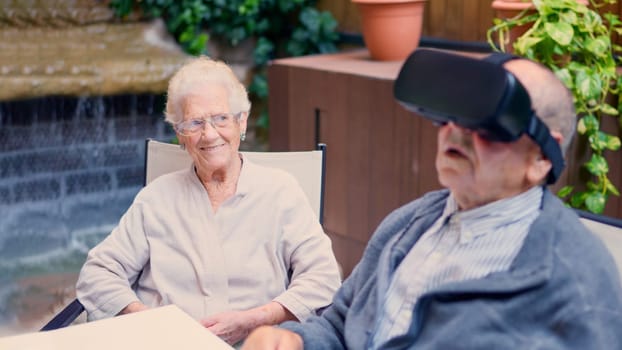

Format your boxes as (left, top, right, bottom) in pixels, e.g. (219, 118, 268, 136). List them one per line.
(394, 48, 564, 184)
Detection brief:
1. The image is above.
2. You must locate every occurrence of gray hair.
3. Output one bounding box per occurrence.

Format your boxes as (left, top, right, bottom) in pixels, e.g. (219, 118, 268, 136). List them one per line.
(506, 59, 576, 156)
(165, 56, 251, 125)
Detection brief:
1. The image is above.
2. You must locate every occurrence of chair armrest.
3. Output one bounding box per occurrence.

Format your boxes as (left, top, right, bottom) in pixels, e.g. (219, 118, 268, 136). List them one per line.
(40, 298, 85, 331)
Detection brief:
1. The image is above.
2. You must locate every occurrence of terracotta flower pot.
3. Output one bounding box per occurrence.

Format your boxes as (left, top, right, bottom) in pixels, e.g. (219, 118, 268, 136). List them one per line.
(352, 0, 427, 61)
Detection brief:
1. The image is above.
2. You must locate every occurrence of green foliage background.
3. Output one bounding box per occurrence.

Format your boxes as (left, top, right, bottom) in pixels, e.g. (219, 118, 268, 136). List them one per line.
(110, 0, 339, 138)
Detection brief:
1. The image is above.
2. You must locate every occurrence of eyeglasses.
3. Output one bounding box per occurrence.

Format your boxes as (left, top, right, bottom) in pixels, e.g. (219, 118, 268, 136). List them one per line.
(175, 112, 242, 136)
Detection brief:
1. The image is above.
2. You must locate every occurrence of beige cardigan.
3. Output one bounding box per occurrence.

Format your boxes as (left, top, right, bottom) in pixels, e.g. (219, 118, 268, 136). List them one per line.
(76, 156, 341, 322)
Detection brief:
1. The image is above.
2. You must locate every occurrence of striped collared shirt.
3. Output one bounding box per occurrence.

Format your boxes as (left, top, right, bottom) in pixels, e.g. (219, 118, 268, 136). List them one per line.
(371, 186, 543, 348)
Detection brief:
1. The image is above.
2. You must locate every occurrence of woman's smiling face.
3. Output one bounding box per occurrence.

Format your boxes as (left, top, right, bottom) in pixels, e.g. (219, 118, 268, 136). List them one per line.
(177, 83, 246, 175)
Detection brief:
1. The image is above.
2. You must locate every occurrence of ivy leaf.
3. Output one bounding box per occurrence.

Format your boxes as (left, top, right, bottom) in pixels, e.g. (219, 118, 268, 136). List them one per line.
(554, 68, 573, 89)
(514, 36, 543, 54)
(574, 69, 602, 102)
(570, 191, 587, 208)
(585, 36, 610, 58)
(588, 131, 609, 151)
(578, 114, 599, 134)
(256, 109, 270, 129)
(559, 9, 578, 25)
(533, 0, 544, 9)
(253, 37, 274, 66)
(287, 33, 307, 57)
(586, 180, 599, 192)
(606, 135, 621, 151)
(577, 118, 586, 134)
(249, 73, 268, 99)
(585, 191, 606, 214)
(190, 34, 208, 55)
(606, 180, 620, 196)
(277, 0, 296, 13)
(544, 21, 574, 46)
(179, 29, 193, 44)
(600, 103, 619, 116)
(300, 7, 321, 34)
(585, 154, 609, 175)
(583, 8, 604, 31)
(605, 12, 622, 27)
(557, 185, 574, 198)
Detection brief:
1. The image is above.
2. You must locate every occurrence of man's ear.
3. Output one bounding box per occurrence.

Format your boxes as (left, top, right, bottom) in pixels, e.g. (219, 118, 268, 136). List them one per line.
(526, 131, 564, 184)
(527, 154, 552, 185)
(549, 131, 563, 146)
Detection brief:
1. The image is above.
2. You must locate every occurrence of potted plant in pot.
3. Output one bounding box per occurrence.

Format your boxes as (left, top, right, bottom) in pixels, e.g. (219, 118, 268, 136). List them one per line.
(351, 0, 428, 61)
(487, 0, 622, 214)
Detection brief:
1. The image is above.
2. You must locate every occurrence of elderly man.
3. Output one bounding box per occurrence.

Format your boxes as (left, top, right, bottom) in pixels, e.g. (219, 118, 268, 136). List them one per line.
(241, 49, 622, 349)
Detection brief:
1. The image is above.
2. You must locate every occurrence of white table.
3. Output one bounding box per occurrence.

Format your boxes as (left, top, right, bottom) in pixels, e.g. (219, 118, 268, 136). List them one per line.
(0, 305, 234, 350)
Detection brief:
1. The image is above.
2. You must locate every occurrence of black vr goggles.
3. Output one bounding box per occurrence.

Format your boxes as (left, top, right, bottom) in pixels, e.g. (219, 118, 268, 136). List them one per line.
(394, 49, 564, 184)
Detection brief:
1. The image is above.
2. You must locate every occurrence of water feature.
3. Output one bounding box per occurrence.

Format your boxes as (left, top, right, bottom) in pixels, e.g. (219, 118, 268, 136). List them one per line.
(0, 93, 176, 335)
(0, 0, 190, 336)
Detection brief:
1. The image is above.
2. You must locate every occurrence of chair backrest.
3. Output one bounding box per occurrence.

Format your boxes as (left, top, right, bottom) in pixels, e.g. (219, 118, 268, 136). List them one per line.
(576, 210, 622, 282)
(144, 139, 326, 223)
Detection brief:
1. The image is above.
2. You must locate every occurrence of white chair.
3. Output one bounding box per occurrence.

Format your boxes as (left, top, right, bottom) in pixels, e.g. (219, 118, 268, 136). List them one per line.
(576, 210, 622, 282)
(41, 139, 327, 331)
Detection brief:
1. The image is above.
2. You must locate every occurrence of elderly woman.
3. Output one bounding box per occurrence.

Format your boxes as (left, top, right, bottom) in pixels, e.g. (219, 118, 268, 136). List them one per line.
(75, 57, 341, 346)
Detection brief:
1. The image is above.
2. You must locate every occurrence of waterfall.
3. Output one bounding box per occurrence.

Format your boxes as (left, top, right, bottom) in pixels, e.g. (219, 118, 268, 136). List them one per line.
(0, 93, 175, 335)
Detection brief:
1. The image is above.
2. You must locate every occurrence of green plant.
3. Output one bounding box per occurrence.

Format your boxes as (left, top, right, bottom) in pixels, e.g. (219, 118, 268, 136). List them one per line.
(487, 0, 622, 214)
(110, 0, 339, 139)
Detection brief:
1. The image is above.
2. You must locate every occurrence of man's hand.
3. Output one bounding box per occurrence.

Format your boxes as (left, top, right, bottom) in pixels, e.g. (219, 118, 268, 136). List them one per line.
(241, 326, 303, 350)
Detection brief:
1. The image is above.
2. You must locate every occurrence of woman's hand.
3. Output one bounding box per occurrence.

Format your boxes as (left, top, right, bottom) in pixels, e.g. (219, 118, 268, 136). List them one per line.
(200, 310, 254, 345)
(200, 301, 297, 345)
(241, 326, 303, 350)
(117, 301, 149, 315)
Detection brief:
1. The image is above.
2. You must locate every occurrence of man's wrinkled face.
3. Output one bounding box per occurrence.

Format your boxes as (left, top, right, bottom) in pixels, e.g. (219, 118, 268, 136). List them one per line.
(435, 122, 543, 210)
